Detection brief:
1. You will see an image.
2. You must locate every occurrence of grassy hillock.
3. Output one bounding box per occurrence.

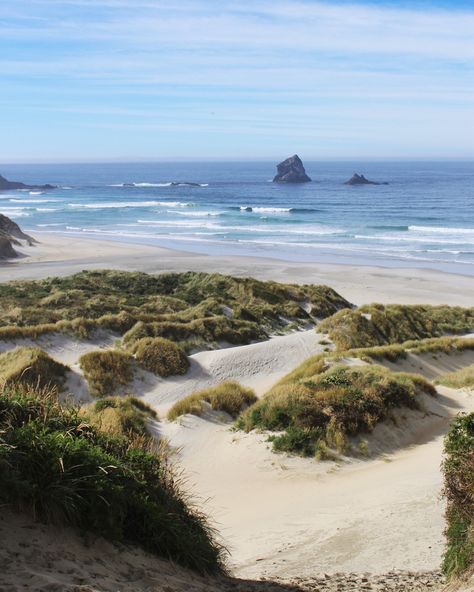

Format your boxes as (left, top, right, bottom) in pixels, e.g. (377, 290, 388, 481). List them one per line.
(443, 413, 474, 579)
(238, 364, 435, 457)
(319, 304, 474, 351)
(0, 270, 350, 349)
(0, 346, 69, 389)
(85, 396, 158, 438)
(79, 350, 134, 397)
(0, 384, 225, 574)
(129, 337, 189, 377)
(168, 381, 257, 422)
(437, 364, 474, 390)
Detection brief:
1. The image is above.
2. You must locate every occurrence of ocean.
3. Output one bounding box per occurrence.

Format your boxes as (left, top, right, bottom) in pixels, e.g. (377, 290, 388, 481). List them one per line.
(1, 160, 473, 274)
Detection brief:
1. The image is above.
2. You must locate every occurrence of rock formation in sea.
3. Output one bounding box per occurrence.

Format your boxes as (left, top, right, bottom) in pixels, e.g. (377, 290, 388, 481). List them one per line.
(0, 213, 37, 259)
(273, 155, 311, 183)
(344, 173, 388, 186)
(0, 173, 55, 191)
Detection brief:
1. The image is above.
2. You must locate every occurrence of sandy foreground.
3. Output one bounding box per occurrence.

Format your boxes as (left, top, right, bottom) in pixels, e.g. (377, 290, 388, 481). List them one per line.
(1, 231, 473, 306)
(1, 232, 474, 590)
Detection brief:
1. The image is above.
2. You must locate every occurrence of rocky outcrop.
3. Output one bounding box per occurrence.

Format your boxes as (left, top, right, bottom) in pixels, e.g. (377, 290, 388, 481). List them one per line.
(344, 173, 388, 186)
(273, 155, 311, 183)
(0, 213, 37, 259)
(0, 173, 55, 191)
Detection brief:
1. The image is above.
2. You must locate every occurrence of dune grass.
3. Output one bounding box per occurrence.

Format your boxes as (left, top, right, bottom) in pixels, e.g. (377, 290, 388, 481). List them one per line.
(85, 396, 158, 438)
(0, 346, 69, 389)
(319, 304, 474, 351)
(0, 270, 350, 348)
(437, 364, 474, 390)
(238, 364, 435, 457)
(443, 413, 474, 579)
(128, 337, 189, 377)
(0, 383, 225, 574)
(168, 381, 257, 422)
(79, 350, 134, 397)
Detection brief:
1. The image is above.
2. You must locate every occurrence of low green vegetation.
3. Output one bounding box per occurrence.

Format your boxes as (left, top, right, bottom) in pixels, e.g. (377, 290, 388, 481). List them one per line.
(0, 384, 224, 573)
(79, 350, 134, 397)
(0, 346, 69, 389)
(85, 396, 158, 438)
(238, 364, 435, 457)
(319, 304, 474, 351)
(443, 413, 474, 579)
(129, 337, 189, 377)
(437, 364, 474, 390)
(168, 381, 257, 422)
(0, 270, 350, 349)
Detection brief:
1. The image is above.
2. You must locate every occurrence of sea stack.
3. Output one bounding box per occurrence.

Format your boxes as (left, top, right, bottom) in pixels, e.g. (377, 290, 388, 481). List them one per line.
(344, 173, 388, 186)
(0, 173, 55, 191)
(273, 155, 311, 183)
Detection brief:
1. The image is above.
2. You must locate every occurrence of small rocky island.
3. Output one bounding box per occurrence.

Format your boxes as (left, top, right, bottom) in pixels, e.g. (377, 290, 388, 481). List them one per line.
(0, 213, 36, 259)
(273, 154, 311, 183)
(344, 173, 388, 186)
(0, 173, 56, 191)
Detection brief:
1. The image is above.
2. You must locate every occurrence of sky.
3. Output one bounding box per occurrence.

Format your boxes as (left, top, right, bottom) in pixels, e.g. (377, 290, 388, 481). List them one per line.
(1, 0, 473, 161)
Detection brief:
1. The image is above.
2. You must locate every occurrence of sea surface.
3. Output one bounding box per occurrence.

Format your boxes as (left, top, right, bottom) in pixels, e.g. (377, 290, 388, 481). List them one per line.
(1, 161, 473, 274)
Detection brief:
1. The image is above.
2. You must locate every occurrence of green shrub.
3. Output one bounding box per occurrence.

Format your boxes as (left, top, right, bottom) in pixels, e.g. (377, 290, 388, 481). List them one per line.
(0, 346, 69, 389)
(240, 364, 435, 457)
(442, 413, 474, 579)
(0, 384, 224, 573)
(168, 381, 257, 421)
(129, 337, 190, 377)
(0, 270, 350, 348)
(436, 364, 474, 389)
(85, 396, 158, 438)
(79, 350, 134, 397)
(319, 304, 474, 351)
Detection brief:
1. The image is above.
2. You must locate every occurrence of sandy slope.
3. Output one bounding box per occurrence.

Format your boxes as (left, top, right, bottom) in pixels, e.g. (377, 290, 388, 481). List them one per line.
(3, 232, 474, 306)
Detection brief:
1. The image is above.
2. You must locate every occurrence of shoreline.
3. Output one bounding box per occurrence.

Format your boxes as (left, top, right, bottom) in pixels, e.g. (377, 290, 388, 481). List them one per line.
(1, 230, 473, 306)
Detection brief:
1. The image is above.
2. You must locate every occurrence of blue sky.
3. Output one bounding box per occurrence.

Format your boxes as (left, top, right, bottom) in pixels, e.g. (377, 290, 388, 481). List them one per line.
(1, 0, 473, 161)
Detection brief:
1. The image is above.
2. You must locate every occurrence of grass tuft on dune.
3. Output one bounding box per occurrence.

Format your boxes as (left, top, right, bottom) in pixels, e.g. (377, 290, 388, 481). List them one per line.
(168, 381, 257, 421)
(0, 270, 351, 348)
(0, 384, 225, 574)
(84, 396, 158, 438)
(437, 364, 474, 390)
(129, 337, 189, 377)
(443, 413, 474, 579)
(238, 364, 435, 457)
(319, 304, 474, 351)
(0, 346, 69, 390)
(79, 350, 134, 397)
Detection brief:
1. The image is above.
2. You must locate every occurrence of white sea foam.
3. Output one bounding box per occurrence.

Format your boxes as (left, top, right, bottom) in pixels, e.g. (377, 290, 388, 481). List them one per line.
(240, 206, 292, 213)
(37, 223, 64, 227)
(29, 191, 44, 195)
(169, 210, 221, 217)
(109, 182, 208, 188)
(409, 225, 474, 235)
(68, 201, 192, 209)
(9, 198, 58, 203)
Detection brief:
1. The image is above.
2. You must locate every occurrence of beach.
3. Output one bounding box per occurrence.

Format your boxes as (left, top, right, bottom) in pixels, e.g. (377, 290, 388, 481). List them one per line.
(4, 232, 474, 307)
(1, 231, 474, 587)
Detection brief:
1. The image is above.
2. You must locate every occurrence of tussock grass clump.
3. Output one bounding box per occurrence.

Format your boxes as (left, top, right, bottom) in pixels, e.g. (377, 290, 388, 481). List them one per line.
(319, 304, 474, 351)
(85, 396, 158, 438)
(79, 350, 134, 397)
(437, 364, 474, 390)
(0, 384, 225, 573)
(129, 337, 189, 377)
(442, 413, 474, 579)
(168, 381, 257, 422)
(0, 346, 69, 389)
(0, 270, 350, 347)
(239, 364, 435, 457)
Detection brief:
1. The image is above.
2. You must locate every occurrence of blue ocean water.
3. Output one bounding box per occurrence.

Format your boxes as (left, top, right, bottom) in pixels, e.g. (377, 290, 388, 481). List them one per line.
(1, 161, 473, 274)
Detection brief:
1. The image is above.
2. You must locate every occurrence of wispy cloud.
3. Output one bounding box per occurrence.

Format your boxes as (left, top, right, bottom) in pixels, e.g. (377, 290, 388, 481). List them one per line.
(0, 0, 473, 159)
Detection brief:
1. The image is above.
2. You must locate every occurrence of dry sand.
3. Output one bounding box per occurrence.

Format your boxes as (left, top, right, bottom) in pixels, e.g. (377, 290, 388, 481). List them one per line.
(2, 231, 474, 306)
(1, 232, 474, 589)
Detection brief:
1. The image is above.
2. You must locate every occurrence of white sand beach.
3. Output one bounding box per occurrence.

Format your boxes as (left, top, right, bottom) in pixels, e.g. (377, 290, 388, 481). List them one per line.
(1, 231, 474, 590)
